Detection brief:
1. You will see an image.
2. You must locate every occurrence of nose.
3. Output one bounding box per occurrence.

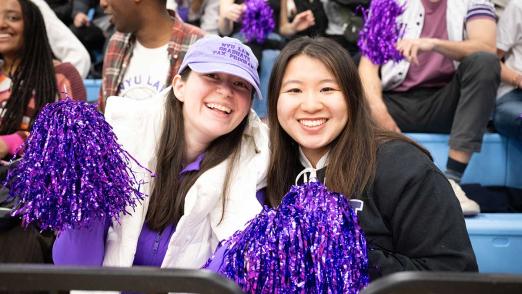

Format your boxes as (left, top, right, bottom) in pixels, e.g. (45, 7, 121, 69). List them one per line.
(99, 0, 108, 10)
(300, 91, 323, 113)
(216, 81, 234, 98)
(0, 17, 7, 28)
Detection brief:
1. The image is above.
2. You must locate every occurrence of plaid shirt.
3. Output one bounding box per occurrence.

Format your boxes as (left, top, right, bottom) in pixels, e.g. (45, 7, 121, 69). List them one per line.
(98, 11, 204, 112)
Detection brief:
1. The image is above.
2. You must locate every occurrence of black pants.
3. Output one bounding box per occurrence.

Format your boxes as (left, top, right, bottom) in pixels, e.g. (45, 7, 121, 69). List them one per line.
(384, 52, 500, 153)
(0, 165, 54, 264)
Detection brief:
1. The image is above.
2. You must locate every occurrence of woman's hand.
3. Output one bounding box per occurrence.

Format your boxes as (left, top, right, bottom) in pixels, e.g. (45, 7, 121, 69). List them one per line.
(73, 12, 90, 28)
(290, 10, 315, 33)
(223, 3, 246, 23)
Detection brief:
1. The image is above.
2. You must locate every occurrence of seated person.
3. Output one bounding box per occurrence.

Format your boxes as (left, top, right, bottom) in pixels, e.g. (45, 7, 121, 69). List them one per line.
(97, 0, 203, 111)
(167, 0, 220, 35)
(0, 0, 85, 263)
(70, 0, 114, 77)
(31, 0, 91, 78)
(358, 0, 499, 216)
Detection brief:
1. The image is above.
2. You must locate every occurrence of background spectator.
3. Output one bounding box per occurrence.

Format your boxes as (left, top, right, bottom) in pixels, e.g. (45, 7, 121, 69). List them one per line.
(218, 0, 284, 64)
(30, 0, 91, 78)
(280, 0, 369, 61)
(97, 0, 203, 111)
(279, 0, 317, 38)
(70, 0, 113, 78)
(0, 0, 85, 263)
(45, 0, 72, 25)
(358, 0, 499, 216)
(167, 0, 220, 34)
(495, 0, 522, 142)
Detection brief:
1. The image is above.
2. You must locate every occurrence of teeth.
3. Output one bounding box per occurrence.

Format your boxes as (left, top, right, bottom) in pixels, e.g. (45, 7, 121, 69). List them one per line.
(299, 119, 326, 127)
(206, 103, 231, 114)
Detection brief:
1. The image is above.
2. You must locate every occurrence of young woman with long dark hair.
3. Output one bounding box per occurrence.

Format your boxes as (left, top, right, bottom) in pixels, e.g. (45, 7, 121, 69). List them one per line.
(53, 36, 269, 269)
(206, 38, 478, 290)
(0, 0, 86, 160)
(0, 0, 85, 263)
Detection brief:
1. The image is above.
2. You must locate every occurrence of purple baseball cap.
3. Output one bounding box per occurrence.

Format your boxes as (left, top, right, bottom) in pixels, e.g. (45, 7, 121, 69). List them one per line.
(178, 36, 262, 99)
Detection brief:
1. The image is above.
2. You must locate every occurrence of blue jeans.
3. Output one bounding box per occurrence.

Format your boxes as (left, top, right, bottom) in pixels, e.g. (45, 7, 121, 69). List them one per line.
(495, 88, 522, 142)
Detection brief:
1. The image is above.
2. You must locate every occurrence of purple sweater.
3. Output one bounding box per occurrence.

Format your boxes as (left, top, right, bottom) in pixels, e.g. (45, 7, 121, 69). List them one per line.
(53, 154, 264, 268)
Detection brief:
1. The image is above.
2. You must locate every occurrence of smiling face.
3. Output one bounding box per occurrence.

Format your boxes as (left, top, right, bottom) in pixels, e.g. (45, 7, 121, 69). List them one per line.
(173, 70, 253, 148)
(0, 0, 24, 61)
(277, 54, 349, 166)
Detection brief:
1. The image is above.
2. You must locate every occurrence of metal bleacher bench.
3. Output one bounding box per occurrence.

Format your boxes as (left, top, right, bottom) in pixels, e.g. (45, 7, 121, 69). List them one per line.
(84, 79, 102, 103)
(0, 264, 243, 293)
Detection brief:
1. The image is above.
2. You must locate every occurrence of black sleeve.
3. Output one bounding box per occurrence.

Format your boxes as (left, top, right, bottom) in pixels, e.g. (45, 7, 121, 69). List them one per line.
(361, 141, 478, 279)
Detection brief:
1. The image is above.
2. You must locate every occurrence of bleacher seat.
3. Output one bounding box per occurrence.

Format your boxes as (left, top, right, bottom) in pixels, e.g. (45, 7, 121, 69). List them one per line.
(361, 271, 522, 294)
(406, 133, 522, 188)
(83, 79, 102, 103)
(408, 133, 522, 275)
(466, 213, 522, 274)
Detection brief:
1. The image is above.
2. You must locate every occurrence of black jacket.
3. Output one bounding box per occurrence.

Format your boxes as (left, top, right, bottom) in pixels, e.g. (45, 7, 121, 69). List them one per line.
(297, 140, 478, 280)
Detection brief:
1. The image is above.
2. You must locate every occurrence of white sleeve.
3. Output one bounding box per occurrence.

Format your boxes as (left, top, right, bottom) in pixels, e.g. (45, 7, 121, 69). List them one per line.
(200, 0, 220, 35)
(497, 0, 521, 52)
(30, 0, 91, 78)
(166, 0, 177, 10)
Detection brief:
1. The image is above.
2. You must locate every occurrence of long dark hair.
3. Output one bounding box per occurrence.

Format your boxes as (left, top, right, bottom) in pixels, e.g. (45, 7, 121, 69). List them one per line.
(146, 70, 250, 231)
(0, 0, 58, 135)
(266, 37, 428, 207)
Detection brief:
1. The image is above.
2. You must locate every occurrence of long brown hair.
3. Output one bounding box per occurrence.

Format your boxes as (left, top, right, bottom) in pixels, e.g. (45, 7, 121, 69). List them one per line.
(266, 37, 428, 207)
(0, 0, 58, 135)
(146, 69, 250, 231)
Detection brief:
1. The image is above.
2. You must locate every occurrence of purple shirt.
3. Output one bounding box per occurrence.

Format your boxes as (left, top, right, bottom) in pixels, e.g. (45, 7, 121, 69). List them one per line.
(53, 154, 264, 268)
(394, 0, 455, 92)
(53, 154, 204, 267)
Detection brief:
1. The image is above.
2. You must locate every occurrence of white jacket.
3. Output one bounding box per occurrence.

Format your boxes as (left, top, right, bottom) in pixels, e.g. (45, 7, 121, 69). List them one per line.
(102, 87, 269, 269)
(380, 0, 495, 90)
(30, 0, 91, 78)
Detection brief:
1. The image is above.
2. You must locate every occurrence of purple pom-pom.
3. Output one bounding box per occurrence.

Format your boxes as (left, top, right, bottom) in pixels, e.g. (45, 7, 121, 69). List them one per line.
(4, 100, 151, 231)
(358, 0, 406, 65)
(205, 181, 369, 293)
(241, 0, 275, 43)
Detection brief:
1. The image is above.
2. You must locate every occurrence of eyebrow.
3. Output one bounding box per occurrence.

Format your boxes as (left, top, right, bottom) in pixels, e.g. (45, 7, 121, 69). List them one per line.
(281, 78, 338, 87)
(2, 9, 22, 14)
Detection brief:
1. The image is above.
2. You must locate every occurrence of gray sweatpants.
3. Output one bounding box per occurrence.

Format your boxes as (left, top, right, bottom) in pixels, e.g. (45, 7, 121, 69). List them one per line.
(384, 52, 500, 153)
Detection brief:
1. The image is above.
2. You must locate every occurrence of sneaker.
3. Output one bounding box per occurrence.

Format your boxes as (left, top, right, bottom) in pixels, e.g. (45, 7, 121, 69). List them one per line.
(448, 179, 480, 216)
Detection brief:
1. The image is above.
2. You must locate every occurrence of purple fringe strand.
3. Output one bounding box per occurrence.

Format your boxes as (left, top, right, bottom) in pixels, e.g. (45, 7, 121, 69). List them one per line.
(358, 0, 406, 65)
(4, 100, 151, 231)
(241, 0, 275, 43)
(204, 181, 369, 293)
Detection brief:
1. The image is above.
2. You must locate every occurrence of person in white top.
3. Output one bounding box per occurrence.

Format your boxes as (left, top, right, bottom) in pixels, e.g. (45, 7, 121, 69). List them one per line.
(53, 36, 269, 272)
(495, 0, 522, 142)
(30, 0, 91, 78)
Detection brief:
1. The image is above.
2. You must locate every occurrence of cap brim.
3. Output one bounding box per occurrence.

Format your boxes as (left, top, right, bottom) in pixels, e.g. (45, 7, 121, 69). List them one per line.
(188, 62, 263, 100)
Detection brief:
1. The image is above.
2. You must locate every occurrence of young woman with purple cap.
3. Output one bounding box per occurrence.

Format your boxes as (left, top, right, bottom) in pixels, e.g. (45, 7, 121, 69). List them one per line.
(52, 36, 269, 269)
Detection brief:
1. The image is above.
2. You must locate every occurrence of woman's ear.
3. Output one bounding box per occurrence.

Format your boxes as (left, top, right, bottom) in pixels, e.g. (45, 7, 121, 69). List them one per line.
(172, 74, 185, 102)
